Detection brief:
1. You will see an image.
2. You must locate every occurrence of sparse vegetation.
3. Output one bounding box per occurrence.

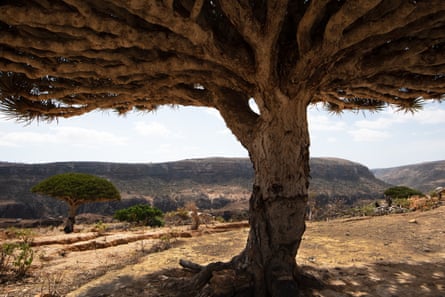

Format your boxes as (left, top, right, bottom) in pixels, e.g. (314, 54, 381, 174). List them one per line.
(408, 196, 442, 211)
(393, 197, 411, 209)
(0, 228, 34, 279)
(185, 202, 200, 231)
(114, 204, 164, 227)
(384, 186, 423, 199)
(164, 208, 192, 226)
(349, 203, 377, 217)
(91, 220, 107, 234)
(39, 272, 64, 297)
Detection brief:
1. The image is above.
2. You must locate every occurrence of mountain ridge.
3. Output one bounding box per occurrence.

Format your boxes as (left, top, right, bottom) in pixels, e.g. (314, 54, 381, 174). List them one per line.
(2, 157, 441, 219)
(372, 160, 445, 193)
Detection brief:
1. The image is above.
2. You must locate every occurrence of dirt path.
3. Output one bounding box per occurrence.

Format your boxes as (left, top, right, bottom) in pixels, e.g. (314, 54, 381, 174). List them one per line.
(1, 207, 444, 296)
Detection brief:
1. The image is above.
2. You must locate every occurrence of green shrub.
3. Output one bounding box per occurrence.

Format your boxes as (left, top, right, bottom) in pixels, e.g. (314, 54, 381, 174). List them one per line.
(0, 229, 34, 279)
(351, 203, 376, 216)
(393, 197, 411, 208)
(114, 204, 164, 227)
(173, 208, 191, 220)
(384, 186, 423, 199)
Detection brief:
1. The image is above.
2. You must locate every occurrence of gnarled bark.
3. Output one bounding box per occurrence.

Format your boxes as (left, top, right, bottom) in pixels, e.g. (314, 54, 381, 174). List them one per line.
(180, 91, 311, 296)
(242, 94, 310, 296)
(64, 204, 78, 234)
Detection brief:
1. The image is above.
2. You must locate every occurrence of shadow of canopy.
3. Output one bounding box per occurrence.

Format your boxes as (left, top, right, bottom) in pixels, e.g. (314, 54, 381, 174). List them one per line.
(75, 260, 444, 297)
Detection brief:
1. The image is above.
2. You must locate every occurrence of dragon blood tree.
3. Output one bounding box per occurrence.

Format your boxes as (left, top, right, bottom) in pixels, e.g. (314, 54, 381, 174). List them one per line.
(1, 1, 444, 295)
(32, 173, 121, 233)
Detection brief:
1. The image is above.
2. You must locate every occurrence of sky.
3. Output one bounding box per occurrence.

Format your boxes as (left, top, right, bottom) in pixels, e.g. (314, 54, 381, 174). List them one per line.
(0, 101, 444, 169)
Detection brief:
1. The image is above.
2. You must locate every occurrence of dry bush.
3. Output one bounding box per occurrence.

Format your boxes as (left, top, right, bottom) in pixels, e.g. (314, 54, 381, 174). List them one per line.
(185, 202, 200, 231)
(408, 196, 441, 211)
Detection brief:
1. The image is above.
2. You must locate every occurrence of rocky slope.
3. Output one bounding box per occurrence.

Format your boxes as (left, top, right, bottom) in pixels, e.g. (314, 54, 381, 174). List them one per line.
(0, 157, 389, 219)
(373, 160, 445, 193)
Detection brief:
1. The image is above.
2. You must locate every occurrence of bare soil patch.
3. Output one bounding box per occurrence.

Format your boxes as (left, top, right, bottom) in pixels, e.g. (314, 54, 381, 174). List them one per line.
(1, 207, 444, 297)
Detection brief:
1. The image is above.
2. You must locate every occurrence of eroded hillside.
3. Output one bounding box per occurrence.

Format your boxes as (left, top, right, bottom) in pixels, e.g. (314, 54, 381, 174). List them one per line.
(373, 160, 445, 193)
(0, 158, 389, 219)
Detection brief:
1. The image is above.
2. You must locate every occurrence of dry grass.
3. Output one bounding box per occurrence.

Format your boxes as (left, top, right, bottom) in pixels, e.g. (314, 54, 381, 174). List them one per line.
(0, 206, 444, 297)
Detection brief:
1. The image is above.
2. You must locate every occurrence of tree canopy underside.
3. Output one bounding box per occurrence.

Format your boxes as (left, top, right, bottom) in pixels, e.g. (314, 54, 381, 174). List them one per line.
(0, 0, 444, 123)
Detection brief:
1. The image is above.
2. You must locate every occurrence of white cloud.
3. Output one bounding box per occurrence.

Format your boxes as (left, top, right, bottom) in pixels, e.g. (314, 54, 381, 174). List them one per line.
(0, 126, 126, 148)
(411, 108, 445, 124)
(308, 115, 347, 132)
(51, 126, 126, 147)
(348, 128, 391, 142)
(134, 121, 172, 137)
(355, 117, 401, 130)
(0, 131, 55, 147)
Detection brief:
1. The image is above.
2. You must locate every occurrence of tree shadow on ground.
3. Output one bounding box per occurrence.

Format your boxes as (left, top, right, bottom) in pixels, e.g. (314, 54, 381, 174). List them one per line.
(302, 260, 445, 297)
(76, 260, 445, 297)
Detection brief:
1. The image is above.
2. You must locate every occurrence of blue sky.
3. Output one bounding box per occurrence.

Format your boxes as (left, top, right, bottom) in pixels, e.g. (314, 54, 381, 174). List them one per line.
(0, 101, 444, 169)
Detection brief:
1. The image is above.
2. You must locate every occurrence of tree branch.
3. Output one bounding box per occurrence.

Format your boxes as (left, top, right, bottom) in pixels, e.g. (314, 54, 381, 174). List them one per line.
(296, 0, 330, 55)
(211, 87, 258, 147)
(219, 1, 261, 48)
(190, 0, 205, 20)
(323, 0, 382, 46)
(339, 1, 445, 51)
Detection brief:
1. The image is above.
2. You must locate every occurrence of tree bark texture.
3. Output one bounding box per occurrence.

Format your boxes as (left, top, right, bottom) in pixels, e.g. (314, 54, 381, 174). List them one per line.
(244, 97, 310, 297)
(197, 89, 312, 296)
(64, 204, 78, 234)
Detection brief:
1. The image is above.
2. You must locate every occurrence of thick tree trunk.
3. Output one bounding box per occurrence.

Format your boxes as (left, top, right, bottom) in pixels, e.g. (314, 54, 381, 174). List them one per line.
(64, 204, 78, 234)
(244, 97, 310, 297)
(181, 91, 312, 296)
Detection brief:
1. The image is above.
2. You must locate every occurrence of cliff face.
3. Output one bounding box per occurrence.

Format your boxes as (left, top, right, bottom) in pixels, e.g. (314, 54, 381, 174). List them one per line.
(310, 158, 389, 204)
(0, 158, 389, 219)
(0, 158, 253, 218)
(373, 160, 445, 193)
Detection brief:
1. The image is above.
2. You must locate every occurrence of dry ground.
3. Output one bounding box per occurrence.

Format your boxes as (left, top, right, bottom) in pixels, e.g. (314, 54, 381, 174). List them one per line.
(1, 206, 444, 297)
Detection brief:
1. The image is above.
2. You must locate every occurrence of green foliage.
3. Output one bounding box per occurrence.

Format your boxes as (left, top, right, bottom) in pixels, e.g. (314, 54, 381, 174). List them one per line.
(393, 198, 411, 209)
(350, 203, 376, 217)
(31, 172, 121, 204)
(384, 186, 423, 199)
(429, 190, 438, 198)
(0, 229, 34, 279)
(164, 208, 191, 226)
(215, 216, 226, 223)
(165, 208, 190, 220)
(92, 221, 107, 234)
(114, 204, 164, 227)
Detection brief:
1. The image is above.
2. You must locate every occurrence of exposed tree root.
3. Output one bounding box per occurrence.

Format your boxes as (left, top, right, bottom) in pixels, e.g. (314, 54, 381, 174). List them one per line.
(178, 253, 324, 297)
(179, 251, 253, 297)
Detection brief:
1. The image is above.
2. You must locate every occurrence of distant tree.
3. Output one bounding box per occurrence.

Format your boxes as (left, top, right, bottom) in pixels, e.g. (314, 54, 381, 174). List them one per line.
(2, 2, 445, 295)
(114, 204, 164, 227)
(384, 186, 423, 199)
(31, 173, 120, 233)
